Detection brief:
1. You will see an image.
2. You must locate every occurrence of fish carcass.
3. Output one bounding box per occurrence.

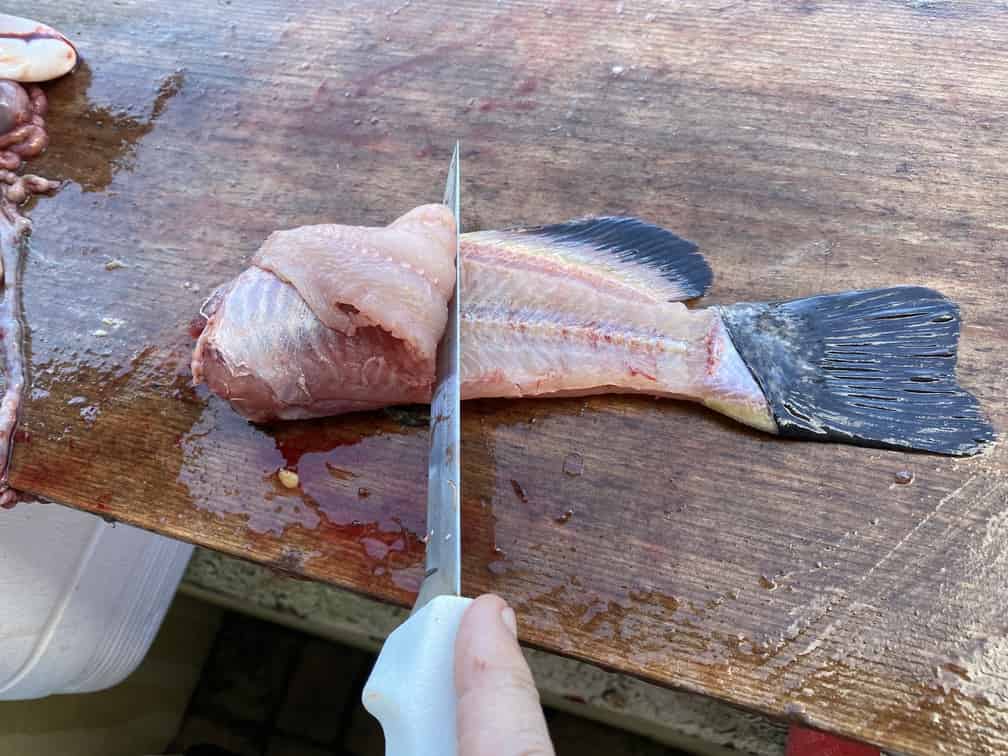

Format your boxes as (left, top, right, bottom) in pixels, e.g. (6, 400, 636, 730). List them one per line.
(192, 208, 994, 456)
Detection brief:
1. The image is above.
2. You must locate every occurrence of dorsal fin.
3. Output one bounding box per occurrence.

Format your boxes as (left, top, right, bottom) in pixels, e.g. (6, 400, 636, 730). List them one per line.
(508, 216, 713, 301)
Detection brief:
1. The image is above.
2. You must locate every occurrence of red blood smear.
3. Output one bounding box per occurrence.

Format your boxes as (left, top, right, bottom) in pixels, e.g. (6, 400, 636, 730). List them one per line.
(628, 366, 657, 381)
(267, 423, 370, 469)
(187, 314, 207, 339)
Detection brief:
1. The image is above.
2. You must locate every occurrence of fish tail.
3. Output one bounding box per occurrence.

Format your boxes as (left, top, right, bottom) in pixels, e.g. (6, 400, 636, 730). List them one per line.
(719, 287, 995, 456)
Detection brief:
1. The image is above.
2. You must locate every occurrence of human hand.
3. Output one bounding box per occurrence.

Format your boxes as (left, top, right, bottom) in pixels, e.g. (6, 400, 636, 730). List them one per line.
(454, 594, 556, 756)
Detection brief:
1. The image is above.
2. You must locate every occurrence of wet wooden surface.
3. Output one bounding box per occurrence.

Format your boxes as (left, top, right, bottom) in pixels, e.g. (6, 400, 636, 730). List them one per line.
(12, 1, 1008, 754)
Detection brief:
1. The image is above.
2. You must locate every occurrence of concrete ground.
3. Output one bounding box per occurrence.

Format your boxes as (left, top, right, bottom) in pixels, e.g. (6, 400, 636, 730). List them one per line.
(0, 546, 790, 756)
(180, 549, 787, 756)
(0, 592, 692, 755)
(168, 607, 690, 756)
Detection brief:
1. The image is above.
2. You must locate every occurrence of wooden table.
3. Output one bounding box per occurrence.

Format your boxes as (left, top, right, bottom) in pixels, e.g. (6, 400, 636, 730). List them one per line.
(13, 2, 1007, 754)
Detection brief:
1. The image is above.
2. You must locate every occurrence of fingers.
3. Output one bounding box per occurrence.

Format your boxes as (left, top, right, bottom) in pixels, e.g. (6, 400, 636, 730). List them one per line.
(455, 594, 555, 756)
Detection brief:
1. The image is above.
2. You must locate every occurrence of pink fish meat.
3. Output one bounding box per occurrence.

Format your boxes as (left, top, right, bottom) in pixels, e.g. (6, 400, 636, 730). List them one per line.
(192, 204, 456, 421)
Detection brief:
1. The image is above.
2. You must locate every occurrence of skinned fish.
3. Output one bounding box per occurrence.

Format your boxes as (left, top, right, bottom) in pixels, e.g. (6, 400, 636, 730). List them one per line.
(460, 218, 773, 434)
(192, 209, 995, 455)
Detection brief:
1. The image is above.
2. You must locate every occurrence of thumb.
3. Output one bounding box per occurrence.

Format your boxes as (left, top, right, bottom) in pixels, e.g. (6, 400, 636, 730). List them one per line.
(454, 594, 555, 756)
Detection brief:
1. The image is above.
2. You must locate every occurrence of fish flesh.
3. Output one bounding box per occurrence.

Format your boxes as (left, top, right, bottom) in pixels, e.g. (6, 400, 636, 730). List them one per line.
(460, 219, 772, 432)
(192, 204, 456, 421)
(192, 208, 995, 455)
(0, 14, 78, 83)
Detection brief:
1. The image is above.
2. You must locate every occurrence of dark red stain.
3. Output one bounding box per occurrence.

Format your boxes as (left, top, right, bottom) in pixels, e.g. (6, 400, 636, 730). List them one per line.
(317, 517, 425, 587)
(187, 314, 207, 340)
(515, 77, 538, 95)
(12, 428, 30, 444)
(352, 46, 461, 97)
(510, 479, 529, 504)
(265, 422, 370, 469)
(704, 325, 723, 376)
(478, 98, 538, 113)
(628, 366, 657, 381)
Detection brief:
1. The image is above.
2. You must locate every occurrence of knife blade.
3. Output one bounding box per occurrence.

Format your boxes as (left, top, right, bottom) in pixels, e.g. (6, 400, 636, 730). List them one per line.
(362, 144, 473, 756)
(414, 141, 462, 612)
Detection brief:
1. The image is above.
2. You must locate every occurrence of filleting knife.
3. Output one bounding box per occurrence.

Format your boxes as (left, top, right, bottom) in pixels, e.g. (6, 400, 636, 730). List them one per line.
(362, 143, 472, 756)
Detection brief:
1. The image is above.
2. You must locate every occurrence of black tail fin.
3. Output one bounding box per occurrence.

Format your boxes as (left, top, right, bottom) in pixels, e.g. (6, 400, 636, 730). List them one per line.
(719, 287, 995, 456)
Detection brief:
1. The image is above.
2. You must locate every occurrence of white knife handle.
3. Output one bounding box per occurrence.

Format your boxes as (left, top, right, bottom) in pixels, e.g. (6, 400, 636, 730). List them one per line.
(362, 594, 474, 756)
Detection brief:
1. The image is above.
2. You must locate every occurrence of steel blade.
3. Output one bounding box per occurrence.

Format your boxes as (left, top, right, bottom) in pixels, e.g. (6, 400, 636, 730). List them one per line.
(413, 142, 461, 612)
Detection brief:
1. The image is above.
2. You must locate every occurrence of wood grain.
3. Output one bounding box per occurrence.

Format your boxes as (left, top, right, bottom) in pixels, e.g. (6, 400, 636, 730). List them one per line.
(11, 2, 1008, 754)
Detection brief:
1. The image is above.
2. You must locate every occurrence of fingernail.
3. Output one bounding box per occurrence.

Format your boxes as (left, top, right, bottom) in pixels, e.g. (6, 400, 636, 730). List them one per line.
(500, 606, 518, 638)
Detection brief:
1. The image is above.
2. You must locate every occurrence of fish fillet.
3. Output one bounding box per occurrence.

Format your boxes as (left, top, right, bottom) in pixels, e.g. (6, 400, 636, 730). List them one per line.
(459, 219, 771, 430)
(192, 204, 456, 422)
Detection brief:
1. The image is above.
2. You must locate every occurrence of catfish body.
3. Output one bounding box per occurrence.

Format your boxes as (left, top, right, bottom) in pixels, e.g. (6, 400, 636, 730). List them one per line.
(191, 209, 994, 455)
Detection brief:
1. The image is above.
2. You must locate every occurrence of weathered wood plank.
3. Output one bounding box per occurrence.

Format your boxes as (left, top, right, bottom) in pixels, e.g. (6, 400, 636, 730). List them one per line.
(10, 2, 1007, 754)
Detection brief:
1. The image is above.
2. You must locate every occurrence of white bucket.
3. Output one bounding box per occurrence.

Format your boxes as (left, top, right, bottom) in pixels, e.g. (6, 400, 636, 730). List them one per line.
(0, 501, 192, 700)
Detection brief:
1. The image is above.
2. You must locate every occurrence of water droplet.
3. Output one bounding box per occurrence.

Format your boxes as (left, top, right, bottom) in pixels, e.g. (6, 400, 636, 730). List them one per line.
(563, 452, 584, 476)
(555, 509, 574, 524)
(895, 470, 914, 485)
(784, 701, 807, 718)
